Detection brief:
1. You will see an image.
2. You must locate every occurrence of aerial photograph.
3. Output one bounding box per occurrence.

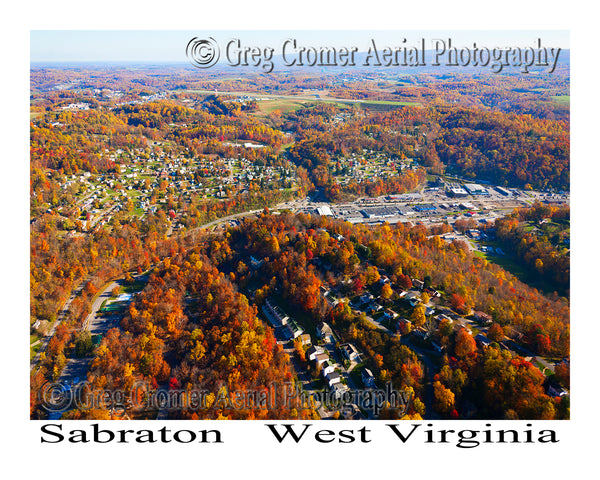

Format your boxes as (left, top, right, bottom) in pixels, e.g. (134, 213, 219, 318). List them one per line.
(29, 30, 570, 421)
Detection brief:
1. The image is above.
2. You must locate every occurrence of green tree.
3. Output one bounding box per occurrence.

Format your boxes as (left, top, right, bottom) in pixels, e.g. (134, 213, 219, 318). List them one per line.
(75, 331, 94, 357)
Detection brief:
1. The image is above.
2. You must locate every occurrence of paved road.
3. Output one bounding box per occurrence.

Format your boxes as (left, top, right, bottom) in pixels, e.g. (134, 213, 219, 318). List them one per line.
(179, 199, 298, 238)
(45, 277, 145, 418)
(82, 280, 120, 331)
(53, 280, 121, 387)
(30, 276, 91, 372)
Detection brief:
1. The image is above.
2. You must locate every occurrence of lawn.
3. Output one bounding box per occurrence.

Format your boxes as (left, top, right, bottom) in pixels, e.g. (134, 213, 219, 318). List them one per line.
(121, 279, 147, 294)
(30, 331, 41, 345)
(30, 343, 41, 360)
(479, 245, 565, 296)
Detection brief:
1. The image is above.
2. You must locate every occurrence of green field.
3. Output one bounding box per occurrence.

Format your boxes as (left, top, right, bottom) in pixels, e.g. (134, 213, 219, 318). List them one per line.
(256, 99, 308, 114)
(479, 245, 566, 297)
(121, 279, 147, 294)
(551, 95, 570, 105)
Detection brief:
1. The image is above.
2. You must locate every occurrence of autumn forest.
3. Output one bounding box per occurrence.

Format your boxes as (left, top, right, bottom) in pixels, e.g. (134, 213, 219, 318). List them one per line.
(30, 62, 570, 421)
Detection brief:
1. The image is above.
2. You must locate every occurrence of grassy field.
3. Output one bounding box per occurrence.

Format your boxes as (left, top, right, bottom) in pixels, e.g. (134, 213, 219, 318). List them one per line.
(255, 97, 353, 115)
(256, 98, 308, 114)
(551, 95, 570, 105)
(121, 279, 147, 294)
(479, 246, 565, 296)
(30, 343, 41, 360)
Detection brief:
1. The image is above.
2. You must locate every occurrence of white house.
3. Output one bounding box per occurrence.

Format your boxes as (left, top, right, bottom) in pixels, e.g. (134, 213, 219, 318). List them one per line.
(340, 343, 360, 363)
(325, 371, 342, 388)
(331, 382, 350, 399)
(314, 352, 329, 366)
(306, 345, 324, 361)
(321, 361, 335, 376)
(317, 322, 335, 343)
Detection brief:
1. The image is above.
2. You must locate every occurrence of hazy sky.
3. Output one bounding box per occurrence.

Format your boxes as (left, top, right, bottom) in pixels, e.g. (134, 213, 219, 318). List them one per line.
(31, 30, 569, 62)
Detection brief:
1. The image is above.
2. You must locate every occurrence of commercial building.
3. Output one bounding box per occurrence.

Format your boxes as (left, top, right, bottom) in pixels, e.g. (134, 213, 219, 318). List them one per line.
(495, 186, 512, 196)
(464, 183, 489, 195)
(448, 187, 468, 197)
(316, 205, 333, 216)
(360, 206, 399, 219)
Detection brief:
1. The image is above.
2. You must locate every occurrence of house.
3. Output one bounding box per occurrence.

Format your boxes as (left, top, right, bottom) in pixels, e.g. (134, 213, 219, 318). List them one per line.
(405, 292, 420, 307)
(306, 345, 324, 361)
(412, 279, 424, 290)
(546, 382, 569, 398)
(382, 308, 398, 321)
(424, 306, 436, 316)
(325, 370, 342, 388)
(361, 368, 376, 388)
(298, 333, 312, 346)
(323, 290, 340, 307)
(359, 293, 374, 305)
(454, 324, 472, 335)
(331, 382, 350, 399)
(341, 403, 364, 420)
(474, 311, 493, 324)
(397, 317, 412, 334)
(366, 302, 383, 314)
(340, 343, 360, 363)
(314, 353, 330, 366)
(286, 319, 304, 339)
(475, 333, 491, 348)
(412, 327, 427, 339)
(317, 322, 335, 343)
(262, 299, 290, 327)
(435, 313, 452, 325)
(249, 255, 264, 269)
(321, 361, 336, 376)
(424, 287, 441, 298)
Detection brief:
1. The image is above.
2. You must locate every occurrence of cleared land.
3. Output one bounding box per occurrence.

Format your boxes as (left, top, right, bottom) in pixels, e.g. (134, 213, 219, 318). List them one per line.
(551, 95, 570, 104)
(187, 89, 421, 110)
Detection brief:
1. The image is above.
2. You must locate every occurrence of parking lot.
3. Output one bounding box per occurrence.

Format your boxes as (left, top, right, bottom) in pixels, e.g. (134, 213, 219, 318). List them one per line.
(292, 182, 568, 227)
